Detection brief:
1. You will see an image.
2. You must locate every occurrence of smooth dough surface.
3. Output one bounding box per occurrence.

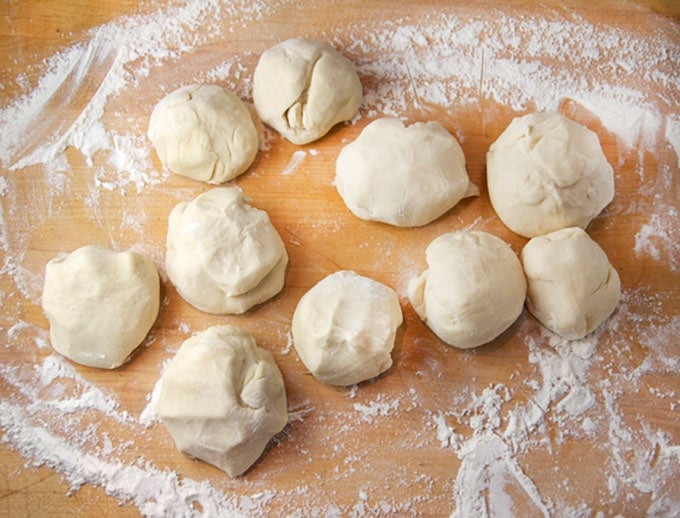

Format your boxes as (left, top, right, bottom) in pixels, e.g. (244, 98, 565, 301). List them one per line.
(292, 270, 403, 386)
(521, 226, 621, 340)
(487, 112, 614, 238)
(157, 325, 288, 477)
(165, 187, 288, 314)
(148, 84, 258, 184)
(408, 231, 526, 349)
(41, 245, 160, 369)
(252, 38, 362, 145)
(335, 118, 478, 227)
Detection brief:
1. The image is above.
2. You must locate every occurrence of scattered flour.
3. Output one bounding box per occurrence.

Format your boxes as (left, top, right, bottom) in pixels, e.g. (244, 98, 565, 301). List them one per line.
(281, 150, 307, 176)
(353, 393, 401, 423)
(634, 208, 679, 271)
(138, 373, 164, 429)
(0, 176, 9, 196)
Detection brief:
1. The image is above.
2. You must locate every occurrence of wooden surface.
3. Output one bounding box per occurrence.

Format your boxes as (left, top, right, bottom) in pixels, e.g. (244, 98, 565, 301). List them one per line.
(1, 1, 679, 516)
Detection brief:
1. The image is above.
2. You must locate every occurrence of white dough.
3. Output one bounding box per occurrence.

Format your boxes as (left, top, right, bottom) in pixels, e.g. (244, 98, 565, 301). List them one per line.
(521, 227, 621, 340)
(157, 325, 288, 477)
(41, 245, 160, 369)
(408, 231, 526, 349)
(335, 118, 478, 227)
(487, 112, 614, 238)
(252, 38, 362, 145)
(165, 187, 288, 314)
(148, 84, 258, 184)
(292, 270, 403, 386)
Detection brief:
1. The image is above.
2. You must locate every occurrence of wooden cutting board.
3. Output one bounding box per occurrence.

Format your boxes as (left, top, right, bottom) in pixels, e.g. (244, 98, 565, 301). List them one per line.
(1, 0, 678, 515)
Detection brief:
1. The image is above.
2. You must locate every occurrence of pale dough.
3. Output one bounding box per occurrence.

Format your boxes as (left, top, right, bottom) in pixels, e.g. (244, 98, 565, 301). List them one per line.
(165, 187, 288, 314)
(408, 231, 527, 349)
(252, 38, 362, 145)
(335, 118, 478, 227)
(41, 245, 160, 369)
(157, 325, 288, 477)
(148, 84, 258, 184)
(486, 112, 614, 238)
(521, 226, 621, 340)
(292, 270, 403, 386)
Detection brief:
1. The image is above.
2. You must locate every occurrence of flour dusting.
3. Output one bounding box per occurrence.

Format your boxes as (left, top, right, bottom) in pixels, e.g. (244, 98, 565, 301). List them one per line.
(281, 150, 307, 176)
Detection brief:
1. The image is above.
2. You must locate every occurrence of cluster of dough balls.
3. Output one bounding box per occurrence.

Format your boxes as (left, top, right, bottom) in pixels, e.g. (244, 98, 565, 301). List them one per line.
(147, 38, 363, 185)
(406, 112, 620, 348)
(147, 37, 365, 476)
(40, 35, 623, 480)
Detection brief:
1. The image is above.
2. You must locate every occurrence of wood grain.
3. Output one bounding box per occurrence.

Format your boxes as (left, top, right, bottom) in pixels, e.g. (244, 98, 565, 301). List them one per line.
(1, 0, 678, 516)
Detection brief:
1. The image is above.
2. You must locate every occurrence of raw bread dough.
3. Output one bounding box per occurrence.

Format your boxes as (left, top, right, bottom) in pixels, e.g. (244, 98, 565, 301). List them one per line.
(252, 38, 362, 145)
(408, 231, 526, 349)
(41, 245, 160, 369)
(148, 84, 258, 184)
(292, 270, 403, 386)
(521, 226, 621, 340)
(335, 118, 478, 227)
(486, 112, 614, 238)
(165, 187, 288, 314)
(157, 325, 288, 477)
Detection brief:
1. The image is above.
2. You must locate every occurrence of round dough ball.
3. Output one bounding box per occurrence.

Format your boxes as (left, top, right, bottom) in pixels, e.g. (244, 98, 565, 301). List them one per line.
(521, 227, 621, 340)
(487, 112, 614, 238)
(157, 325, 288, 477)
(253, 38, 362, 145)
(335, 118, 478, 227)
(41, 245, 160, 369)
(408, 231, 526, 349)
(165, 187, 288, 315)
(148, 84, 258, 184)
(292, 270, 403, 386)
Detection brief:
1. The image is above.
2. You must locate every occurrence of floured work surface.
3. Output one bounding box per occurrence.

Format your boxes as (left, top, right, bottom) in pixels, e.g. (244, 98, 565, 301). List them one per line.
(0, 1, 678, 515)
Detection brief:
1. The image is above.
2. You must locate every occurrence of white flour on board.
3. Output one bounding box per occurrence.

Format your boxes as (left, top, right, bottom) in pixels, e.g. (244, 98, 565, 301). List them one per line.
(281, 150, 307, 176)
(1, 0, 679, 516)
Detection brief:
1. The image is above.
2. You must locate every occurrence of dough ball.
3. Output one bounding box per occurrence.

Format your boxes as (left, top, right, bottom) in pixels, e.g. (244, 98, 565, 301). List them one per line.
(335, 118, 478, 227)
(408, 231, 526, 349)
(157, 325, 288, 477)
(41, 245, 160, 369)
(487, 112, 614, 238)
(521, 227, 621, 340)
(292, 270, 403, 386)
(148, 84, 258, 184)
(253, 38, 362, 145)
(165, 187, 288, 314)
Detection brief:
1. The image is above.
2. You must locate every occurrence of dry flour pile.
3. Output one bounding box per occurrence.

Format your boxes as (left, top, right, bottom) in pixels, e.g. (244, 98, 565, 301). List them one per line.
(0, 1, 678, 516)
